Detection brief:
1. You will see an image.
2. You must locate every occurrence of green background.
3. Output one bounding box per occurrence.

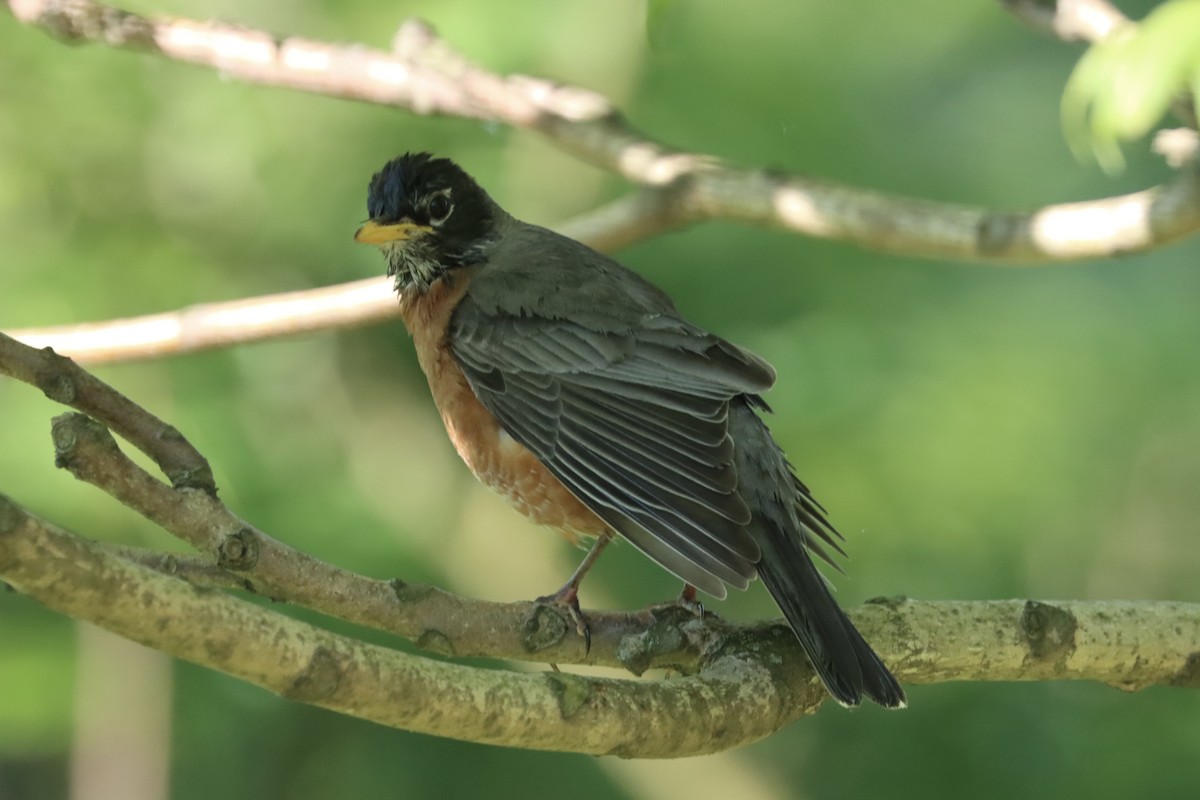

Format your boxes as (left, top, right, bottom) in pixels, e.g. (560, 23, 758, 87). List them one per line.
(2, 0, 1198, 798)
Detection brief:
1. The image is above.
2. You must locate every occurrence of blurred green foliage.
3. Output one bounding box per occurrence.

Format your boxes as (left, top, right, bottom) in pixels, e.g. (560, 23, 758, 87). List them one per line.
(1063, 0, 1200, 170)
(2, 0, 1199, 798)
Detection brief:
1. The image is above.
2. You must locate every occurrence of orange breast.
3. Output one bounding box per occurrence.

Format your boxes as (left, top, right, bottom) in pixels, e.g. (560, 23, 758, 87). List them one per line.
(399, 275, 609, 545)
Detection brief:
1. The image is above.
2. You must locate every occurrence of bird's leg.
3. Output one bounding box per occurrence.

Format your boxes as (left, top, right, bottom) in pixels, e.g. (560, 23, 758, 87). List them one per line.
(678, 583, 705, 618)
(535, 533, 612, 653)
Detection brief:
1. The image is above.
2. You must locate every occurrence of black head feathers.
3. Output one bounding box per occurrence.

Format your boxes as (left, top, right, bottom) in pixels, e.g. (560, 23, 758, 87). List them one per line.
(361, 153, 499, 280)
(366, 152, 489, 229)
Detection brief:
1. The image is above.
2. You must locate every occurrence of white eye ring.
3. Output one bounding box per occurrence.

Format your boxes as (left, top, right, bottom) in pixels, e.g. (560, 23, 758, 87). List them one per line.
(428, 192, 453, 225)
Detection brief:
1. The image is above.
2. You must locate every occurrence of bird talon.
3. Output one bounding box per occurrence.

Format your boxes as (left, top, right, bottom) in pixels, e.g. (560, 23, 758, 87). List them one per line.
(644, 583, 708, 620)
(534, 587, 592, 655)
(679, 583, 705, 619)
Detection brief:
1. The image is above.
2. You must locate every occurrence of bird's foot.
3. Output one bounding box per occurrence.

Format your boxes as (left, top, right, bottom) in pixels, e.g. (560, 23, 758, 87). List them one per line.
(644, 583, 709, 620)
(533, 584, 591, 654)
(678, 583, 705, 618)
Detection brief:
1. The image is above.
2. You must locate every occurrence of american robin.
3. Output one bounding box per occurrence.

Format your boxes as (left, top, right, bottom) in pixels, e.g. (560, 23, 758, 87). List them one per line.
(354, 152, 905, 708)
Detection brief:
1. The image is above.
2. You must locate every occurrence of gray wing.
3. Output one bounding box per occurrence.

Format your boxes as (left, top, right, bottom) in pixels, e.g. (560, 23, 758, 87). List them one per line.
(450, 291, 776, 598)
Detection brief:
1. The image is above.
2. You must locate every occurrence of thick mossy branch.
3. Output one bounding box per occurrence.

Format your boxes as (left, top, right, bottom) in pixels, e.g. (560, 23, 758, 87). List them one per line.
(3, 491, 1197, 760)
(0, 494, 820, 757)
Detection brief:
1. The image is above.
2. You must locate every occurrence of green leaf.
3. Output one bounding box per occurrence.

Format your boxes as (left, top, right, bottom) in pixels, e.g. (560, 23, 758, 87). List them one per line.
(1062, 0, 1200, 171)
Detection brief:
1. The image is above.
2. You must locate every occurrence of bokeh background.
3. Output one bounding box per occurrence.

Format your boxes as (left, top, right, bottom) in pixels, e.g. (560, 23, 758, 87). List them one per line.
(2, 0, 1198, 798)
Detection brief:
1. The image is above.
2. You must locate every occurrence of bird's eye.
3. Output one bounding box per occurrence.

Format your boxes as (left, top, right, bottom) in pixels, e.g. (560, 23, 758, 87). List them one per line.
(428, 194, 453, 225)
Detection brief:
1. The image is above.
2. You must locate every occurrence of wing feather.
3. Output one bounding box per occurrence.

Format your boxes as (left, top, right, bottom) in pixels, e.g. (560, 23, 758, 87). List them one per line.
(451, 290, 771, 593)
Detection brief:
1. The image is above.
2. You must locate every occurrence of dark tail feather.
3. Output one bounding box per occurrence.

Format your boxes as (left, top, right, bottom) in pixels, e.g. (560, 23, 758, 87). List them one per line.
(729, 403, 905, 707)
(756, 521, 906, 708)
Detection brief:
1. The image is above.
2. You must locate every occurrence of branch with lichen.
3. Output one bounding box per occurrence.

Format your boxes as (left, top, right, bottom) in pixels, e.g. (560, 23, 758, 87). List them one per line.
(5, 0, 1200, 364)
(3, 491, 1198, 758)
(2, 331, 1199, 758)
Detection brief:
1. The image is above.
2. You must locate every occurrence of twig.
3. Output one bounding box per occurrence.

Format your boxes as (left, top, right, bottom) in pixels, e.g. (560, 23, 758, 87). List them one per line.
(5, 0, 1199, 268)
(100, 542, 256, 593)
(0, 331, 215, 492)
(8, 277, 399, 366)
(5, 189, 677, 365)
(7, 0, 1200, 365)
(12, 164, 1200, 364)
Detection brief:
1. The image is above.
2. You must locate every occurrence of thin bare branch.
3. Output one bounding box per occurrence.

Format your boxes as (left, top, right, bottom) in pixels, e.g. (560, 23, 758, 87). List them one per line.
(100, 542, 256, 593)
(12, 162, 1200, 365)
(4, 190, 678, 365)
(7, 278, 398, 365)
(7, 0, 1200, 365)
(5, 0, 1199, 282)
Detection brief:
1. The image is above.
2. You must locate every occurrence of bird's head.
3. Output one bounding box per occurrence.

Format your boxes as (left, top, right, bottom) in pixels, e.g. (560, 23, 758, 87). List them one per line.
(354, 153, 496, 293)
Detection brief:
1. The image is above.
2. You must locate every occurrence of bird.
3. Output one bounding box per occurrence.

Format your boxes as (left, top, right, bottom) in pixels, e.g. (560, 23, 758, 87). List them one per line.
(354, 152, 905, 708)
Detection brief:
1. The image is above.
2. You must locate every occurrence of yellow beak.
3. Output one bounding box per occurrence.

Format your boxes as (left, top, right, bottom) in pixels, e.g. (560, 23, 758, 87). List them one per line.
(353, 219, 432, 244)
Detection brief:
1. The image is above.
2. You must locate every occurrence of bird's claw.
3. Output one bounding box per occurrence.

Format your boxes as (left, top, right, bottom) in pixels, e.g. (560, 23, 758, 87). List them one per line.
(678, 583, 705, 619)
(534, 587, 592, 654)
(644, 583, 707, 620)
(675, 595, 705, 620)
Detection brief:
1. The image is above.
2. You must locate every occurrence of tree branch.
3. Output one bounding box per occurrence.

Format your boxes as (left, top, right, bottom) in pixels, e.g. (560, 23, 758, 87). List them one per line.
(0, 332, 215, 491)
(0, 330, 720, 672)
(2, 493, 1197, 760)
(6, 0, 1200, 266)
(7, 0, 1200, 365)
(12, 164, 1200, 364)
(7, 278, 398, 366)
(4, 188, 672, 366)
(2, 324, 1198, 757)
(0, 493, 823, 757)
